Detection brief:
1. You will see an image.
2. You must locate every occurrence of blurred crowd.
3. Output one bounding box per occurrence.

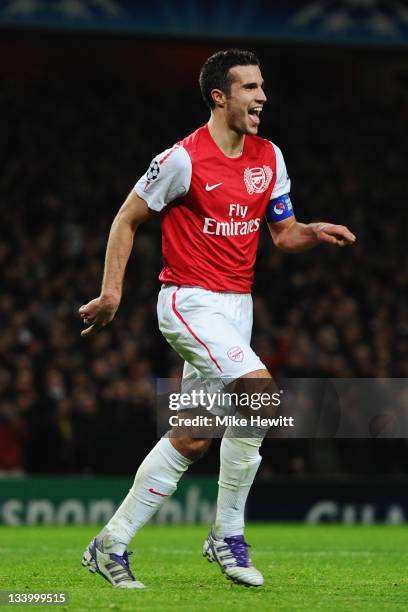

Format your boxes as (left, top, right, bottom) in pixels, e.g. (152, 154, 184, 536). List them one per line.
(0, 44, 407, 476)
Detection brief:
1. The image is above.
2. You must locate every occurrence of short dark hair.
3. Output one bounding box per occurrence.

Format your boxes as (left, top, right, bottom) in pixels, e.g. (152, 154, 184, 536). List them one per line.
(199, 49, 260, 109)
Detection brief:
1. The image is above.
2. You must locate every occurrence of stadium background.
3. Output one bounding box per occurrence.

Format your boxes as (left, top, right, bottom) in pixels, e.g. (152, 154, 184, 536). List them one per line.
(0, 0, 407, 526)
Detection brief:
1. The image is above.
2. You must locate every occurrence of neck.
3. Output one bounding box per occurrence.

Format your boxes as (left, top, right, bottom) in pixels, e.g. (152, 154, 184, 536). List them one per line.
(207, 113, 245, 158)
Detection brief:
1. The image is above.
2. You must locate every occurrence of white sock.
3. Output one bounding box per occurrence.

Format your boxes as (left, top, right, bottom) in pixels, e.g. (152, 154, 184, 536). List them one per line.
(214, 428, 265, 539)
(104, 437, 192, 553)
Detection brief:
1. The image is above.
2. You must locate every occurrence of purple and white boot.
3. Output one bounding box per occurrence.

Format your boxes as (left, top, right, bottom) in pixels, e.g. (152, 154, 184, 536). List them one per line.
(82, 530, 144, 589)
(203, 529, 264, 587)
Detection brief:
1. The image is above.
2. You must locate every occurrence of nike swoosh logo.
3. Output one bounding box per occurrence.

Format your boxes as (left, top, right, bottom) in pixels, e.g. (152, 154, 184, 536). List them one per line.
(149, 487, 169, 497)
(205, 182, 223, 191)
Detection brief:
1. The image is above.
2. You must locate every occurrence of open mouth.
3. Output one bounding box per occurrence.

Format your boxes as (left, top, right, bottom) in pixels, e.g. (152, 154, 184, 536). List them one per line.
(248, 106, 262, 126)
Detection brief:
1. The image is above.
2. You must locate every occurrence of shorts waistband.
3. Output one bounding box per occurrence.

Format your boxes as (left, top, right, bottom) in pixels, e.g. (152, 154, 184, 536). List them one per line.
(161, 284, 250, 296)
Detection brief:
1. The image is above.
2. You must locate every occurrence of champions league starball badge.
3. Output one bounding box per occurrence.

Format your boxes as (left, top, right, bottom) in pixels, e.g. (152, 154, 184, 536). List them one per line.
(146, 159, 160, 181)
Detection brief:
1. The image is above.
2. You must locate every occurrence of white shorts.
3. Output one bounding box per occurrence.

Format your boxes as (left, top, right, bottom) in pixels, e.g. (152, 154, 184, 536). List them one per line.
(157, 285, 265, 388)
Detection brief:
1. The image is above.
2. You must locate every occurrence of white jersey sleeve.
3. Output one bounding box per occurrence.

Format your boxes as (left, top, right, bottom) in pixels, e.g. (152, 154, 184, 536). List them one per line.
(269, 142, 291, 200)
(134, 145, 192, 212)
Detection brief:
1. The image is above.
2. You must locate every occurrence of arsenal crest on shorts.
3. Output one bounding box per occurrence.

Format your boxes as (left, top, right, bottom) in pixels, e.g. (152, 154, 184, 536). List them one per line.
(244, 166, 273, 195)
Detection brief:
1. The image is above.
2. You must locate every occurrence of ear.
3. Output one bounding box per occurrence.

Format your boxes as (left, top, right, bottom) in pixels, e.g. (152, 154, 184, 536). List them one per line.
(211, 88, 226, 108)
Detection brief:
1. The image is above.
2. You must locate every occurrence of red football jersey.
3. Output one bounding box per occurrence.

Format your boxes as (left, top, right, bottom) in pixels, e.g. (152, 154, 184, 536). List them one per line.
(135, 124, 290, 293)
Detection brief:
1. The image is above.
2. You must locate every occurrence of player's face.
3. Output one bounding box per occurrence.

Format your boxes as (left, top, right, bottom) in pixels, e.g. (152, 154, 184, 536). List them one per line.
(224, 65, 267, 135)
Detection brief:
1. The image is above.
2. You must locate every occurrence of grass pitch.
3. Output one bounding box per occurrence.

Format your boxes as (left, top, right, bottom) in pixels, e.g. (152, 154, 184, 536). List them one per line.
(1, 524, 407, 611)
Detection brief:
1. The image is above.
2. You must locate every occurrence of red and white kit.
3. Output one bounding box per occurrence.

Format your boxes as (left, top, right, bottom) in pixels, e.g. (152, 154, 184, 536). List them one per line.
(134, 125, 291, 385)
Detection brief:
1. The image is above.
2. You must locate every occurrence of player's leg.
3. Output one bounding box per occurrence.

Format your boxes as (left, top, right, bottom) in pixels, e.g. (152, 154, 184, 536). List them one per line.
(204, 368, 274, 586)
(159, 286, 274, 585)
(82, 287, 219, 588)
(185, 287, 278, 586)
(209, 368, 280, 583)
(104, 436, 204, 543)
(82, 432, 210, 588)
(215, 368, 273, 539)
(97, 360, 213, 554)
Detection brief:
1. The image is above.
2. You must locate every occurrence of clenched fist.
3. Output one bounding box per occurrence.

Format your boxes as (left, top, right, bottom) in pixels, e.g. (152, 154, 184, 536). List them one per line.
(79, 294, 120, 337)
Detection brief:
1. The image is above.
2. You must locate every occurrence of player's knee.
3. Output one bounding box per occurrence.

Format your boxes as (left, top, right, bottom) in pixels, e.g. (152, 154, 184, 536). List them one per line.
(185, 437, 212, 459)
(222, 435, 263, 464)
(171, 436, 211, 460)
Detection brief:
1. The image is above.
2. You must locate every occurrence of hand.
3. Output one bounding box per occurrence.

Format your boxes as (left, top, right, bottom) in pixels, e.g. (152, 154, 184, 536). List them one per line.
(312, 222, 356, 247)
(79, 294, 120, 337)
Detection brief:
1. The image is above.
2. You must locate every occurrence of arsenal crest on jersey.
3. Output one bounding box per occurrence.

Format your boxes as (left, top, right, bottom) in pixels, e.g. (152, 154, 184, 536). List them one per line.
(244, 166, 273, 195)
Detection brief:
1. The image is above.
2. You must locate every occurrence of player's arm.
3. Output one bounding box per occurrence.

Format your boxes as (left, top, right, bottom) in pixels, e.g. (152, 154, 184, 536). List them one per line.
(79, 191, 152, 336)
(268, 214, 356, 253)
(266, 143, 356, 253)
(79, 145, 191, 336)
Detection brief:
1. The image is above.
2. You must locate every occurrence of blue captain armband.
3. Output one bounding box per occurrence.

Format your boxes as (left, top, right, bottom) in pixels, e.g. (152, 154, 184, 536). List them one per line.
(265, 193, 294, 223)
